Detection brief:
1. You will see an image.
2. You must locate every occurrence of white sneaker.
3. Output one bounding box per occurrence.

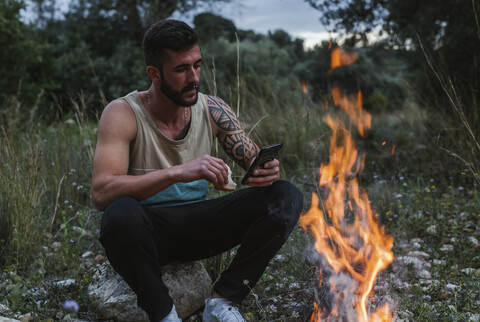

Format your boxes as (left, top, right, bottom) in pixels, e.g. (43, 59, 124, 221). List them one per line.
(203, 297, 245, 322)
(161, 304, 181, 322)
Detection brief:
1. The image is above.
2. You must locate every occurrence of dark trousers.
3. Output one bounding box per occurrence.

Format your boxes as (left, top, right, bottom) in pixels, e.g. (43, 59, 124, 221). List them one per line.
(99, 180, 303, 322)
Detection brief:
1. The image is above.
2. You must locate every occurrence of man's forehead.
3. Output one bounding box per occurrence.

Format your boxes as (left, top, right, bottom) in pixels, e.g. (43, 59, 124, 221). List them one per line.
(164, 45, 202, 65)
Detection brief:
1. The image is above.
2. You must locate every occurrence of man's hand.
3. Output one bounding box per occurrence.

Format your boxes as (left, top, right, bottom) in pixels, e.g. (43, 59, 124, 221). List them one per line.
(175, 155, 229, 188)
(245, 159, 280, 187)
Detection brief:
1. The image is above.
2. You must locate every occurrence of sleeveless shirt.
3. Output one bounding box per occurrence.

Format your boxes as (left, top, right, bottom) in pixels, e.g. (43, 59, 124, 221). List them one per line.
(122, 90, 214, 207)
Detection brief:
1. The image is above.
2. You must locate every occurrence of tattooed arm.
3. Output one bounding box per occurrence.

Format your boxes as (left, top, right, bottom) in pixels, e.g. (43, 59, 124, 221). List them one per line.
(206, 95, 280, 186)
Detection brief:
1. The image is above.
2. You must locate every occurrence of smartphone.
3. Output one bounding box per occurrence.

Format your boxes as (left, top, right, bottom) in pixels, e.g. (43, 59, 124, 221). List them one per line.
(241, 142, 283, 185)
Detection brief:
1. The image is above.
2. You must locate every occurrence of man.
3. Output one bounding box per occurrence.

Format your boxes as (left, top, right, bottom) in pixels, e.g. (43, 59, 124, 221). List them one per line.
(91, 19, 303, 322)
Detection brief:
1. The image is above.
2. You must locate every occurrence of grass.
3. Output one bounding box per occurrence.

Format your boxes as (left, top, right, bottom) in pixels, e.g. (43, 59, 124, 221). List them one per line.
(0, 60, 479, 321)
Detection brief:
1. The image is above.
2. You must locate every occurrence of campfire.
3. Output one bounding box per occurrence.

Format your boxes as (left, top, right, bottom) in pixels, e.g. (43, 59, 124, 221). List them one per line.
(299, 47, 395, 321)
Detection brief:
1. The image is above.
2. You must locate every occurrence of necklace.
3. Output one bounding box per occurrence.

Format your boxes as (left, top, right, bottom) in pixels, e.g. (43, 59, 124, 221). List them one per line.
(146, 91, 189, 139)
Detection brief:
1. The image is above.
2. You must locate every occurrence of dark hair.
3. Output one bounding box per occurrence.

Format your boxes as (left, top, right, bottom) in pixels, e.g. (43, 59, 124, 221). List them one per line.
(142, 19, 198, 68)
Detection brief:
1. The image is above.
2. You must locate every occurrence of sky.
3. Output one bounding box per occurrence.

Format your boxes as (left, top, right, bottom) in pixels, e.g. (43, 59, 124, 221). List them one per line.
(23, 0, 334, 48)
(173, 0, 337, 48)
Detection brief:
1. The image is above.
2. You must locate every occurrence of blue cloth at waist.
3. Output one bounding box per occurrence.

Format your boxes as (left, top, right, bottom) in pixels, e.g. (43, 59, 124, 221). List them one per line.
(140, 180, 209, 207)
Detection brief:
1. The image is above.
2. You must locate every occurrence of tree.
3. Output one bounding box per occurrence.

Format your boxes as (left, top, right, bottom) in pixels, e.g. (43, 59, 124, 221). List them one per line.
(0, 0, 47, 105)
(193, 12, 237, 44)
(306, 0, 480, 114)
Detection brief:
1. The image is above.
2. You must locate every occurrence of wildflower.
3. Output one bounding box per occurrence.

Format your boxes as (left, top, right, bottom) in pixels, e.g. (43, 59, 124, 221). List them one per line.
(385, 211, 392, 215)
(458, 186, 464, 190)
(64, 200, 69, 204)
(63, 299, 79, 313)
(269, 304, 277, 312)
(426, 189, 431, 193)
(430, 178, 434, 182)
(77, 185, 83, 190)
(70, 169, 77, 173)
(70, 239, 75, 243)
(72, 182, 77, 186)
(399, 176, 404, 181)
(422, 295, 431, 301)
(395, 193, 403, 199)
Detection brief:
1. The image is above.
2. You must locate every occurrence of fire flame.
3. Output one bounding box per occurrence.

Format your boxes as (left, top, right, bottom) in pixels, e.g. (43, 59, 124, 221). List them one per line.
(299, 47, 394, 321)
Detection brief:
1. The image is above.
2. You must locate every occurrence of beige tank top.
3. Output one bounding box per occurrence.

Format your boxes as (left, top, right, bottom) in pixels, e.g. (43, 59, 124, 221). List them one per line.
(122, 90, 214, 207)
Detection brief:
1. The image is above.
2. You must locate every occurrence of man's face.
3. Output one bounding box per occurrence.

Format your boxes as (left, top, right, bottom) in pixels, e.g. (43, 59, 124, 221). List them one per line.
(158, 44, 202, 107)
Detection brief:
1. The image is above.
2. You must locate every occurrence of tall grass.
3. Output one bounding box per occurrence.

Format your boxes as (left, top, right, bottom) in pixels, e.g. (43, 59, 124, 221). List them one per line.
(0, 95, 97, 272)
(418, 35, 480, 185)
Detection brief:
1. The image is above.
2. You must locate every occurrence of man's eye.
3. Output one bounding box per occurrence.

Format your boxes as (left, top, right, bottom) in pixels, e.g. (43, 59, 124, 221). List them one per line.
(194, 64, 201, 69)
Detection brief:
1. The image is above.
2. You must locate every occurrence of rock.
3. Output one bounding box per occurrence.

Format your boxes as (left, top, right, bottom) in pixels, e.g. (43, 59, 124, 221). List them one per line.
(162, 262, 213, 318)
(0, 304, 11, 315)
(395, 256, 431, 271)
(440, 244, 454, 252)
(51, 242, 62, 252)
(416, 269, 431, 279)
(445, 283, 460, 292)
(0, 317, 20, 322)
(89, 261, 212, 320)
(468, 236, 479, 246)
(54, 279, 76, 288)
(461, 268, 476, 275)
(407, 251, 430, 260)
(18, 313, 33, 321)
(433, 259, 446, 266)
(426, 225, 437, 234)
(94, 255, 106, 264)
(81, 251, 94, 259)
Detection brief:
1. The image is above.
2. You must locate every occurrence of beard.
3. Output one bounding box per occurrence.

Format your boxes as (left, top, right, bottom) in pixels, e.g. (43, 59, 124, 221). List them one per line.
(160, 71, 199, 107)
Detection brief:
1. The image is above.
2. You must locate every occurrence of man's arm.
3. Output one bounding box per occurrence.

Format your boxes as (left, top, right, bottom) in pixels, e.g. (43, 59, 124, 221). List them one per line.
(91, 99, 229, 211)
(206, 95, 280, 186)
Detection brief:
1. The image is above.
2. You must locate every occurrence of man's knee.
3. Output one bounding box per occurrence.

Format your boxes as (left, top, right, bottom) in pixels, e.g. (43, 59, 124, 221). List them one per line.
(267, 180, 304, 229)
(100, 197, 148, 244)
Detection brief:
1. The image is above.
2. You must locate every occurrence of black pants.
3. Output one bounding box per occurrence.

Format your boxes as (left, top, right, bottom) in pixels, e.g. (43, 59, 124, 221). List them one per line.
(99, 180, 303, 321)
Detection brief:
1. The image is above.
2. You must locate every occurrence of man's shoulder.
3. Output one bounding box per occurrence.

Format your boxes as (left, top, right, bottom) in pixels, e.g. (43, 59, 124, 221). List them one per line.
(203, 94, 230, 111)
(98, 98, 137, 135)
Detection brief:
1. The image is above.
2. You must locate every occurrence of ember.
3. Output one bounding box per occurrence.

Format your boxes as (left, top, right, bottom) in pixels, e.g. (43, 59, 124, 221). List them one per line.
(300, 47, 394, 321)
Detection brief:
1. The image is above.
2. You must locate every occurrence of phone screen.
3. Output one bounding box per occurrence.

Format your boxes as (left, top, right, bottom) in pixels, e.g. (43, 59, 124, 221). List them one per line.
(241, 143, 283, 185)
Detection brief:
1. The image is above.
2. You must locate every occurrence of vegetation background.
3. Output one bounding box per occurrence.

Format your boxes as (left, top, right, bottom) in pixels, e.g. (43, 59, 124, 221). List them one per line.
(0, 0, 479, 320)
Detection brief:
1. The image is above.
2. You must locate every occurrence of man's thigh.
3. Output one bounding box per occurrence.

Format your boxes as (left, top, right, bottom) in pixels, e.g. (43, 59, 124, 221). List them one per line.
(144, 186, 270, 264)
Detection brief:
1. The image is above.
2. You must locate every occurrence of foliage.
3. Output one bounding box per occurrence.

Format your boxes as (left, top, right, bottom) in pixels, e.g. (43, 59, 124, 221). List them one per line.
(0, 0, 49, 105)
(0, 96, 96, 271)
(305, 0, 480, 124)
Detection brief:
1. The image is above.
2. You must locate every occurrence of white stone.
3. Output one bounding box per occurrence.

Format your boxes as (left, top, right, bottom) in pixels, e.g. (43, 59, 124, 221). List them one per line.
(54, 279, 76, 288)
(81, 251, 94, 258)
(461, 268, 476, 275)
(468, 236, 479, 246)
(0, 305, 11, 315)
(440, 244, 454, 252)
(407, 251, 430, 260)
(426, 225, 437, 234)
(445, 283, 460, 292)
(433, 259, 446, 266)
(416, 270, 431, 279)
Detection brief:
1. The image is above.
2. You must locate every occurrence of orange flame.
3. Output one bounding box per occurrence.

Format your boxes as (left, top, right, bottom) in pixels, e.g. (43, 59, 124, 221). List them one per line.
(302, 80, 308, 94)
(330, 47, 358, 71)
(300, 48, 394, 321)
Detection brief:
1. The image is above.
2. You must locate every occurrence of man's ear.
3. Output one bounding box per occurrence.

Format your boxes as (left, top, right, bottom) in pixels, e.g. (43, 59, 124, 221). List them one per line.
(146, 66, 161, 81)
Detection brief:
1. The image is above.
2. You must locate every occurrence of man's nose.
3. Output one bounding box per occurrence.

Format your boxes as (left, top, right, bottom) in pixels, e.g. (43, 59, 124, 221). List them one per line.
(187, 67, 200, 83)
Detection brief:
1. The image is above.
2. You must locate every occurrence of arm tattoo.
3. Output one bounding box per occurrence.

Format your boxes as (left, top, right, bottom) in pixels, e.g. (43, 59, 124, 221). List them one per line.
(207, 96, 241, 131)
(223, 133, 258, 169)
(206, 95, 259, 169)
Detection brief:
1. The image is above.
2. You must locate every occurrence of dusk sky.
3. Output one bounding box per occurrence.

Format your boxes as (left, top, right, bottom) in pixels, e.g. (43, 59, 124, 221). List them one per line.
(174, 0, 335, 48)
